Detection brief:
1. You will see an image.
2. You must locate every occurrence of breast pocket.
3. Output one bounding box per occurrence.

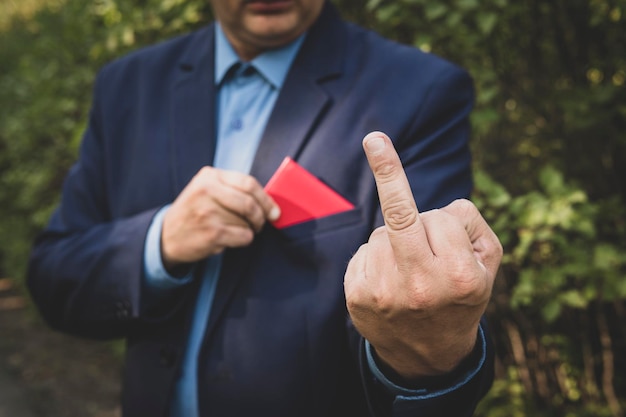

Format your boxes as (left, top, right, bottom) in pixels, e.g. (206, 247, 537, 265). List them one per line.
(274, 208, 366, 266)
(279, 208, 363, 243)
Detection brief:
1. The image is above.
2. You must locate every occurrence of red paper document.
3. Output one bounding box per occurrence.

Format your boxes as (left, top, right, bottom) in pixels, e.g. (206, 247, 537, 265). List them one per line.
(264, 157, 354, 229)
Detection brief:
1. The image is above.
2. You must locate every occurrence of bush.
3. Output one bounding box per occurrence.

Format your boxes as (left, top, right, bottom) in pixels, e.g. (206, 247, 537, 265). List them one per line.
(1, 1, 625, 415)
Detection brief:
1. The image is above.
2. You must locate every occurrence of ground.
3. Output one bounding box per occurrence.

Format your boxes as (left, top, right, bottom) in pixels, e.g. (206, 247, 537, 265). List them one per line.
(0, 278, 121, 417)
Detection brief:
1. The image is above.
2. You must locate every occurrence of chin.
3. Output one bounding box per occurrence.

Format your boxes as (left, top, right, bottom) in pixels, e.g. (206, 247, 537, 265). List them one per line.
(247, 23, 300, 44)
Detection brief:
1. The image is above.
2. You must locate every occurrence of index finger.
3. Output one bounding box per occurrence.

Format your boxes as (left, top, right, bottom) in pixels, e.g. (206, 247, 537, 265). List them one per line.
(362, 132, 432, 269)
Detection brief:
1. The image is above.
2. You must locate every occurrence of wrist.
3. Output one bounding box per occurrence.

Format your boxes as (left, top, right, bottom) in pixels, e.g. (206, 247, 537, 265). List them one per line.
(372, 331, 478, 381)
(161, 243, 192, 278)
(366, 328, 486, 391)
(160, 226, 192, 278)
(162, 259, 192, 277)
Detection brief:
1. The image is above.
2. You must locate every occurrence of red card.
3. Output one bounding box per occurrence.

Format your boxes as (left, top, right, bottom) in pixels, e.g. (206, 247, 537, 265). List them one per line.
(264, 157, 354, 229)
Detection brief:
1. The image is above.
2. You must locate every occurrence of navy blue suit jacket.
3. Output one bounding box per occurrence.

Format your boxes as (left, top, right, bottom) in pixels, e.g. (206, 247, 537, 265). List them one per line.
(28, 3, 493, 416)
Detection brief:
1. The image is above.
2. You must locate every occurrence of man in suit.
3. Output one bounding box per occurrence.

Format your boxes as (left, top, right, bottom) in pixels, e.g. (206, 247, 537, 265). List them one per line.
(27, 0, 502, 416)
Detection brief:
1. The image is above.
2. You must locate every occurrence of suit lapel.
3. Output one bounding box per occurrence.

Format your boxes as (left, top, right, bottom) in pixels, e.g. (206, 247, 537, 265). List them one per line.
(248, 4, 346, 185)
(170, 25, 217, 194)
(247, 68, 331, 185)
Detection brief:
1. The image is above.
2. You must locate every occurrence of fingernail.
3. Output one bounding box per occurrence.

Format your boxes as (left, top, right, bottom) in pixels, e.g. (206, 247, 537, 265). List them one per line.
(269, 206, 281, 222)
(364, 135, 385, 155)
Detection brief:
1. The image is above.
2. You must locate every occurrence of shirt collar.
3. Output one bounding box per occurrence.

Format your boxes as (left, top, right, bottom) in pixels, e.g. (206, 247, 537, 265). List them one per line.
(214, 23, 305, 89)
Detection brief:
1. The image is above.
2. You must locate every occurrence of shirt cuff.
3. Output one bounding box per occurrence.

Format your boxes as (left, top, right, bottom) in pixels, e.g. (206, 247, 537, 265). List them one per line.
(144, 205, 194, 290)
(365, 323, 487, 401)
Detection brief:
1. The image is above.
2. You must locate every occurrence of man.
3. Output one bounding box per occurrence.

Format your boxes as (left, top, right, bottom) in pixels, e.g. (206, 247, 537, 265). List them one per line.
(27, 0, 502, 416)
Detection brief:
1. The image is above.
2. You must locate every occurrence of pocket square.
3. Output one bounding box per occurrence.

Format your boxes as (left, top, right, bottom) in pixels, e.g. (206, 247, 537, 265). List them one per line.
(264, 157, 355, 229)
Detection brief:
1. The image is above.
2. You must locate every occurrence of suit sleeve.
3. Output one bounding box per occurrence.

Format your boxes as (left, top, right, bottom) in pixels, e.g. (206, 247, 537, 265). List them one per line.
(26, 67, 184, 340)
(352, 64, 495, 416)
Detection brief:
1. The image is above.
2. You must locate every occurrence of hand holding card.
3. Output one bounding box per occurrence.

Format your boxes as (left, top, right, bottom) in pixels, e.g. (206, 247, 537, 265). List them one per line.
(264, 157, 354, 229)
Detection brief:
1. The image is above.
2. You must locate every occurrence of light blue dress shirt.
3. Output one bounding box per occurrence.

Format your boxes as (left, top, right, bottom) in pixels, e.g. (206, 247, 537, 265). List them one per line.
(143, 23, 485, 417)
(145, 24, 305, 417)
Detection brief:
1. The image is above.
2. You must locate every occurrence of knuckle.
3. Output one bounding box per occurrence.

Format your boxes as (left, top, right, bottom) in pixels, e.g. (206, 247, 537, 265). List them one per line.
(241, 195, 259, 217)
(382, 201, 418, 231)
(195, 166, 211, 179)
(374, 160, 397, 183)
(196, 166, 216, 184)
(345, 291, 362, 312)
(192, 204, 214, 221)
(450, 198, 477, 217)
(345, 285, 369, 313)
(208, 223, 226, 242)
(345, 280, 393, 318)
(453, 279, 479, 302)
(369, 226, 387, 241)
(199, 166, 213, 175)
(239, 229, 255, 246)
(240, 176, 259, 193)
(448, 265, 488, 304)
(492, 240, 504, 262)
(368, 292, 393, 317)
(494, 235, 504, 257)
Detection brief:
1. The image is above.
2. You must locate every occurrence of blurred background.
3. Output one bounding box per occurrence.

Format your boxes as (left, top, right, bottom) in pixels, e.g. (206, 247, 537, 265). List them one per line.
(0, 0, 625, 416)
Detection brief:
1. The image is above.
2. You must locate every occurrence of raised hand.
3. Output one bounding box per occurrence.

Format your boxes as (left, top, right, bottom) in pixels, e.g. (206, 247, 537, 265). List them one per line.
(344, 132, 502, 379)
(161, 166, 280, 271)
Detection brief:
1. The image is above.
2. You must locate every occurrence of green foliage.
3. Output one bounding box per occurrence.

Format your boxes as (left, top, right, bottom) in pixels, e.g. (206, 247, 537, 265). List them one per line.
(474, 165, 626, 318)
(360, 0, 626, 414)
(1, 0, 626, 415)
(0, 1, 97, 279)
(0, 0, 210, 279)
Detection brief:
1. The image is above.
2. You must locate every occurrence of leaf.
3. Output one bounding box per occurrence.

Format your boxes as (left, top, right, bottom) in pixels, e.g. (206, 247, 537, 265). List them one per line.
(617, 279, 626, 298)
(425, 3, 448, 21)
(456, 0, 479, 10)
(539, 165, 565, 195)
(366, 0, 382, 10)
(446, 11, 463, 27)
(593, 244, 625, 270)
(542, 300, 562, 323)
(376, 4, 400, 23)
(559, 290, 588, 309)
(477, 12, 498, 34)
(473, 170, 511, 207)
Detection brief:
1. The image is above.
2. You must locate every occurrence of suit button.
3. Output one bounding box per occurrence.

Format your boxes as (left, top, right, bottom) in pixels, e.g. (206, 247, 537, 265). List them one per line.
(116, 307, 129, 319)
(159, 347, 177, 367)
(115, 300, 131, 319)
